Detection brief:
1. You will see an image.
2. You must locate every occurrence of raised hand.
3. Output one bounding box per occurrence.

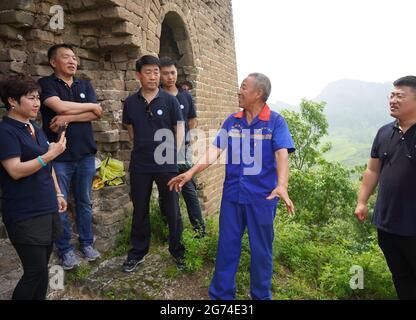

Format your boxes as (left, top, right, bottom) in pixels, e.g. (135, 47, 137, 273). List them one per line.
(48, 130, 67, 158)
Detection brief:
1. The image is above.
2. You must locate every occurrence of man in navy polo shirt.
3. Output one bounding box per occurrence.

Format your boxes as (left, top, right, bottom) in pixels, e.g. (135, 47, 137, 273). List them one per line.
(169, 73, 295, 300)
(122, 55, 186, 272)
(159, 57, 206, 235)
(39, 44, 102, 270)
(355, 76, 416, 300)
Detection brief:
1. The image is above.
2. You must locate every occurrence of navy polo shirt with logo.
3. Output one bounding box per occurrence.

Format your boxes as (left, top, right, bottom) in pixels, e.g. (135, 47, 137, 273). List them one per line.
(371, 121, 416, 236)
(0, 117, 58, 225)
(122, 89, 184, 173)
(38, 74, 97, 162)
(176, 89, 197, 144)
(214, 105, 295, 205)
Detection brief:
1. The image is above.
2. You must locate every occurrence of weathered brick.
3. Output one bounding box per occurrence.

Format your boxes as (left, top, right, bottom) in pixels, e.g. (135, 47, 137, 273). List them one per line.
(0, 61, 26, 73)
(75, 48, 100, 62)
(0, 49, 27, 62)
(0, 10, 34, 27)
(0, 0, 36, 12)
(94, 130, 120, 143)
(0, 25, 24, 41)
(125, 80, 139, 92)
(93, 209, 127, 226)
(98, 35, 141, 49)
(29, 65, 52, 76)
(95, 89, 129, 101)
(26, 29, 54, 42)
(111, 22, 141, 36)
(92, 121, 111, 132)
(100, 100, 123, 112)
(97, 142, 120, 153)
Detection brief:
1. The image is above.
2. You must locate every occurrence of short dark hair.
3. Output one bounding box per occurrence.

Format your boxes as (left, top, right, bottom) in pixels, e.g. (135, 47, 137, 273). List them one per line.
(0, 74, 41, 110)
(47, 43, 74, 62)
(160, 56, 177, 68)
(136, 55, 161, 72)
(394, 76, 416, 91)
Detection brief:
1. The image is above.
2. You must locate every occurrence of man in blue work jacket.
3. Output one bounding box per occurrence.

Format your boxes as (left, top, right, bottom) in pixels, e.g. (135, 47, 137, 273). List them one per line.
(168, 73, 295, 300)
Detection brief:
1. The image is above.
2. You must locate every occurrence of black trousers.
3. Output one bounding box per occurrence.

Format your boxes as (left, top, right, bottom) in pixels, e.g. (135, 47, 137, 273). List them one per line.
(128, 172, 185, 261)
(12, 243, 53, 300)
(378, 229, 416, 300)
(159, 165, 205, 233)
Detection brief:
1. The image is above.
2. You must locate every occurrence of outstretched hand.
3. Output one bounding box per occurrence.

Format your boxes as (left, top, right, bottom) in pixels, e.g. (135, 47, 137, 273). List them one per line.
(168, 171, 193, 192)
(266, 186, 295, 215)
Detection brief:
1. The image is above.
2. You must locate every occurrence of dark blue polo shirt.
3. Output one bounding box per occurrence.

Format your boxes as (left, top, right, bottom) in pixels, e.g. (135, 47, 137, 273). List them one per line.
(371, 121, 416, 236)
(214, 105, 295, 205)
(176, 89, 197, 144)
(0, 116, 58, 225)
(122, 89, 184, 173)
(38, 74, 97, 162)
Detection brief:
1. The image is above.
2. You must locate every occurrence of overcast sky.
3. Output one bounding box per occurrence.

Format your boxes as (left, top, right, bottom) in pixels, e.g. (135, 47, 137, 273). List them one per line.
(232, 0, 416, 105)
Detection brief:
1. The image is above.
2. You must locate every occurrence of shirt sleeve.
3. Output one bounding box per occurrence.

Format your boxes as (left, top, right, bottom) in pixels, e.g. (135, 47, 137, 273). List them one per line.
(0, 127, 21, 161)
(272, 115, 296, 153)
(85, 80, 98, 103)
(213, 116, 232, 150)
(370, 129, 381, 159)
(122, 100, 131, 125)
(187, 93, 197, 119)
(38, 77, 59, 103)
(170, 96, 184, 124)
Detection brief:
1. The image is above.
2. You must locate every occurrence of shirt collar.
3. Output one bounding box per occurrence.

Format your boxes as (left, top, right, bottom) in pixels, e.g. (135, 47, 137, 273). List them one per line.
(2, 116, 34, 129)
(51, 73, 79, 84)
(234, 104, 271, 121)
(138, 88, 162, 101)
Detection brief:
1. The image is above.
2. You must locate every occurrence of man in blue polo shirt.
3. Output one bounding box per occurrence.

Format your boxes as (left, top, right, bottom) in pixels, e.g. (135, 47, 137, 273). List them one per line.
(122, 55, 186, 272)
(355, 76, 416, 300)
(39, 44, 102, 270)
(169, 73, 295, 300)
(159, 57, 206, 235)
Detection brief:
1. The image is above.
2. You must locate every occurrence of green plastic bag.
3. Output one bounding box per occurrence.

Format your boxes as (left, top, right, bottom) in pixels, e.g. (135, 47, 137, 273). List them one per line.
(98, 157, 126, 187)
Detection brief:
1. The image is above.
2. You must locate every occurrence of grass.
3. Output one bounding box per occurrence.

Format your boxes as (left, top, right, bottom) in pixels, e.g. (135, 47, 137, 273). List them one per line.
(322, 134, 370, 167)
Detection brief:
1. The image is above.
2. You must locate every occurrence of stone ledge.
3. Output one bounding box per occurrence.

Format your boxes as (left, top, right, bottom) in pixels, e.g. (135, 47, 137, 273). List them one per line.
(0, 10, 34, 28)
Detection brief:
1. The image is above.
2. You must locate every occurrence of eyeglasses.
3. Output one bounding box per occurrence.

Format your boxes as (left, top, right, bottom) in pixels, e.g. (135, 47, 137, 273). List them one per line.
(146, 105, 153, 119)
(388, 93, 407, 101)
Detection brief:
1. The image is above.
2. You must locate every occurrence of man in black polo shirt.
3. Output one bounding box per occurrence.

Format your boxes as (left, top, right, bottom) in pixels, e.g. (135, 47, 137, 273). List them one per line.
(355, 75, 416, 300)
(122, 55, 186, 272)
(39, 44, 102, 270)
(159, 57, 206, 235)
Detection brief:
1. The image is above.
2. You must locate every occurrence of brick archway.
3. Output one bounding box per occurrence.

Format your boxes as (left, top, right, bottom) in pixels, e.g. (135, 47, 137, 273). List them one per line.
(159, 11, 195, 87)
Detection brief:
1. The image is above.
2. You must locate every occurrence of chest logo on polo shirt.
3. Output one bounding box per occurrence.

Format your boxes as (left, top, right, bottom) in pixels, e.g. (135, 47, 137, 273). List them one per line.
(80, 93, 86, 99)
(180, 105, 185, 110)
(157, 109, 164, 116)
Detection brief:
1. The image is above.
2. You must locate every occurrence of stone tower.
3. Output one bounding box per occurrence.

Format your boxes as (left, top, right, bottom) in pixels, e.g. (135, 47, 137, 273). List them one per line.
(0, 0, 239, 251)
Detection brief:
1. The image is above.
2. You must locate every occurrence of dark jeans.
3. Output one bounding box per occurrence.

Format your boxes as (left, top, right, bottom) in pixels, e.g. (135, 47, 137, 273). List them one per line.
(128, 172, 185, 261)
(378, 229, 416, 300)
(53, 155, 96, 256)
(12, 243, 53, 300)
(160, 164, 205, 233)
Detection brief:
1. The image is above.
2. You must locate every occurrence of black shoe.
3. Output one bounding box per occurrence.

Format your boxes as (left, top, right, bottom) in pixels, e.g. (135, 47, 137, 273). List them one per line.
(174, 256, 186, 271)
(122, 257, 145, 273)
(194, 229, 206, 239)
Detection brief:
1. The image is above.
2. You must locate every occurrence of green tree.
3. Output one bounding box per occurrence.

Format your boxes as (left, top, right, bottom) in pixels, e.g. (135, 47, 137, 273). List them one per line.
(281, 99, 330, 170)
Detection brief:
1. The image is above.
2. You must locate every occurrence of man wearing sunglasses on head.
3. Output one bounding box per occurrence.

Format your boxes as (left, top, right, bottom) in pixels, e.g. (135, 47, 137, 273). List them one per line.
(122, 55, 186, 272)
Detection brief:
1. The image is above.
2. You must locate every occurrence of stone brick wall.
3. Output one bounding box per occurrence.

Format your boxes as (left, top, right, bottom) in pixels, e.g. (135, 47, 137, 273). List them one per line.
(0, 0, 239, 249)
